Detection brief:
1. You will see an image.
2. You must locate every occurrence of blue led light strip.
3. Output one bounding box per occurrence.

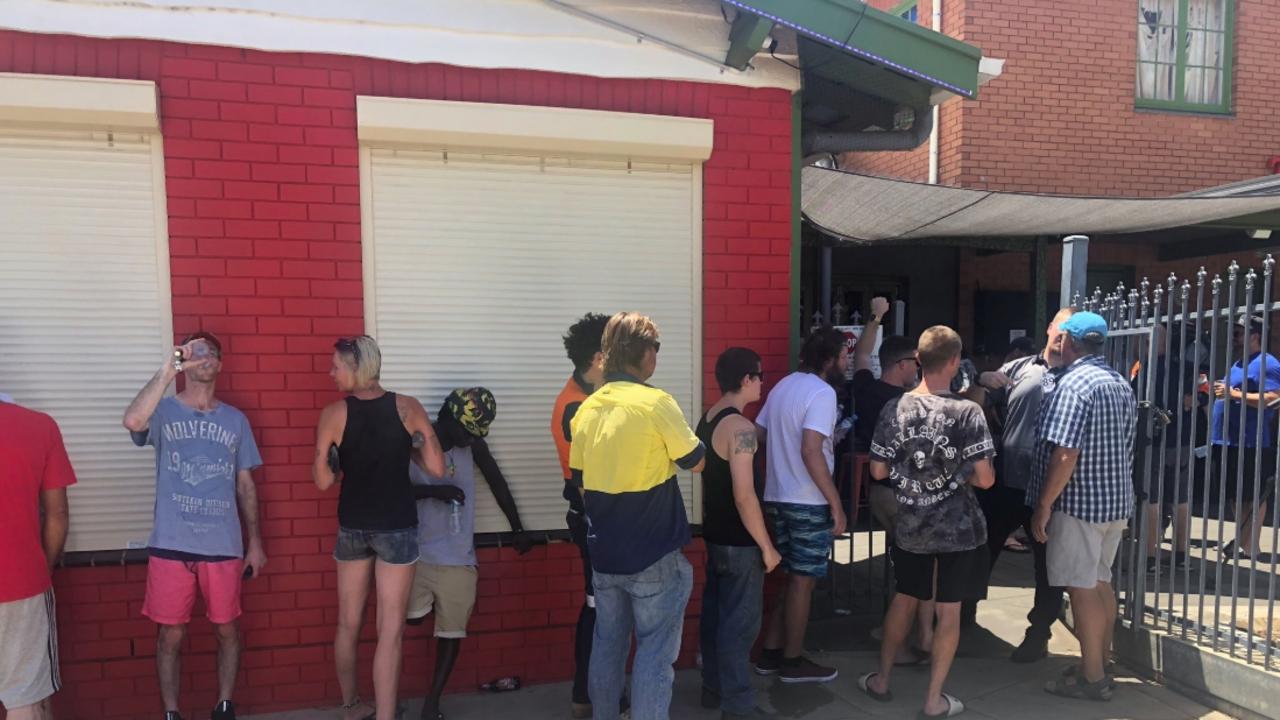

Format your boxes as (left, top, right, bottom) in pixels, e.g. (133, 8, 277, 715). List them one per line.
(723, 0, 974, 98)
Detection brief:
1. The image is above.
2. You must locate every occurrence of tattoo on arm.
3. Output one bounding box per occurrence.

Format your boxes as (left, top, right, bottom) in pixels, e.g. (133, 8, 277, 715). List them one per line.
(733, 428, 758, 455)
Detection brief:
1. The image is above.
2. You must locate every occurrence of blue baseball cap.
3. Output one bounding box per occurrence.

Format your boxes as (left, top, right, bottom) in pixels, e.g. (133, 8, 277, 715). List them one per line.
(1059, 311, 1108, 340)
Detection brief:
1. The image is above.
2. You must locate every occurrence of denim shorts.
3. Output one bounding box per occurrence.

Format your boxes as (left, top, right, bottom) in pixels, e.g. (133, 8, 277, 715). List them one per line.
(334, 526, 420, 565)
(764, 501, 833, 578)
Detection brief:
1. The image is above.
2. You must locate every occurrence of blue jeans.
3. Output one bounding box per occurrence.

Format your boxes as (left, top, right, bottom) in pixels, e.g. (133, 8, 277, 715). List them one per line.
(699, 544, 764, 715)
(590, 549, 693, 720)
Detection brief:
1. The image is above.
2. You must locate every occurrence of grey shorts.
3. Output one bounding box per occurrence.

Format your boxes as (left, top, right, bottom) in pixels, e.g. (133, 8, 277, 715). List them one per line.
(334, 526, 420, 565)
(1047, 511, 1126, 588)
(0, 589, 60, 709)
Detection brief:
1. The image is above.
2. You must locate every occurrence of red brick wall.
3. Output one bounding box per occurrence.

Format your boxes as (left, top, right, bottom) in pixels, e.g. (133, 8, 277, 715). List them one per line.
(847, 0, 1280, 195)
(840, 0, 965, 184)
(0, 30, 793, 718)
(961, 0, 1280, 195)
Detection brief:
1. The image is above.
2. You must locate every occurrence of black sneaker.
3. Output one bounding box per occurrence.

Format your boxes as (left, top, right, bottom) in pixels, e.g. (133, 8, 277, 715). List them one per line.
(1010, 633, 1049, 663)
(721, 708, 779, 720)
(754, 649, 783, 676)
(1223, 541, 1252, 560)
(165, 713, 184, 720)
(211, 701, 236, 720)
(701, 687, 720, 709)
(1145, 556, 1158, 574)
(778, 656, 838, 684)
(1174, 551, 1189, 569)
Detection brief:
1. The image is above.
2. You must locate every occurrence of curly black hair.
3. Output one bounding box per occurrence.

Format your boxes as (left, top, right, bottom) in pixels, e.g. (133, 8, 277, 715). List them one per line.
(563, 313, 611, 373)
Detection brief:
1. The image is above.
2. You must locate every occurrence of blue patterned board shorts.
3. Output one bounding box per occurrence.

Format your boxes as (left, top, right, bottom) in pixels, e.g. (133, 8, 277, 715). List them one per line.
(764, 501, 833, 578)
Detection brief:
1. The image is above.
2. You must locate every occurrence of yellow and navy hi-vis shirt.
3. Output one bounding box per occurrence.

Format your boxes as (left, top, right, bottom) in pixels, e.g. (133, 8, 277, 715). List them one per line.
(569, 373, 705, 575)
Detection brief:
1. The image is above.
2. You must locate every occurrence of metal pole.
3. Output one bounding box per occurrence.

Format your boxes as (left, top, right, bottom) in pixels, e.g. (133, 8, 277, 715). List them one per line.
(1230, 268, 1256, 658)
(821, 245, 832, 324)
(1198, 273, 1222, 648)
(1214, 262, 1240, 653)
(1175, 279, 1193, 638)
(1032, 237, 1048, 337)
(1060, 235, 1089, 310)
(1246, 258, 1273, 664)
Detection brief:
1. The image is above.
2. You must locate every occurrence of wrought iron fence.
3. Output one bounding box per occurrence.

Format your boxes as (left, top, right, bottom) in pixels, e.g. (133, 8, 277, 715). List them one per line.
(1083, 256, 1280, 670)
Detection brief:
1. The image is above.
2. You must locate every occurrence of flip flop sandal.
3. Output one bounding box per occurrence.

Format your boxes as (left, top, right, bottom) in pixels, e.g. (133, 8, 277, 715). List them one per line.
(1045, 674, 1113, 701)
(1062, 663, 1118, 689)
(894, 646, 932, 667)
(916, 693, 966, 719)
(857, 672, 893, 702)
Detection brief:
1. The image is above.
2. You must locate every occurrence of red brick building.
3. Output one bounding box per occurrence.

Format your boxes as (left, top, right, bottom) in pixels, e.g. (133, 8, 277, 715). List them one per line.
(0, 1, 989, 717)
(831, 0, 1280, 349)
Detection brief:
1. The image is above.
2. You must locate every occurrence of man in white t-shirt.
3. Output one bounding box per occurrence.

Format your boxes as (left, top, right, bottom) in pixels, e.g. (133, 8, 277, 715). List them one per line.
(753, 327, 848, 684)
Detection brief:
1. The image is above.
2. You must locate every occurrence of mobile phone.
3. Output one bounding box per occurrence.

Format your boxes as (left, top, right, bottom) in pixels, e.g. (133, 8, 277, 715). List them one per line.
(243, 565, 254, 580)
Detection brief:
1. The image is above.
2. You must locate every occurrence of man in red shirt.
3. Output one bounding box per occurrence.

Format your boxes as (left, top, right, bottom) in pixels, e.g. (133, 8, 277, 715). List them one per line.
(550, 312, 609, 719)
(0, 399, 76, 720)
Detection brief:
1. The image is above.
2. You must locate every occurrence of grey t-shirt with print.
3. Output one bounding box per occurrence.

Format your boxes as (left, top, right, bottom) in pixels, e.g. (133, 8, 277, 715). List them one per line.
(132, 396, 262, 557)
(870, 392, 995, 554)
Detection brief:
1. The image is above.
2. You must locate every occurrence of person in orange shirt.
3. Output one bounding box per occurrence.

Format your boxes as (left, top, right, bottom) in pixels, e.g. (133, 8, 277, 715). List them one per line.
(550, 313, 610, 719)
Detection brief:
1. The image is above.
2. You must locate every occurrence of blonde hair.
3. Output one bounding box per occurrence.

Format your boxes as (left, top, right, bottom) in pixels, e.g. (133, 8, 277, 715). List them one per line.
(917, 325, 962, 374)
(602, 312, 659, 375)
(336, 335, 382, 388)
(1053, 306, 1077, 325)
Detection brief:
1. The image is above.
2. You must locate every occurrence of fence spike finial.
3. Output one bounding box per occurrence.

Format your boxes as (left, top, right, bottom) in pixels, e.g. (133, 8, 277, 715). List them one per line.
(1246, 268, 1257, 291)
(1197, 266, 1207, 286)
(1180, 280, 1190, 300)
(1212, 274, 1222, 296)
(1167, 273, 1177, 290)
(1229, 261, 1240, 281)
(1265, 254, 1275, 277)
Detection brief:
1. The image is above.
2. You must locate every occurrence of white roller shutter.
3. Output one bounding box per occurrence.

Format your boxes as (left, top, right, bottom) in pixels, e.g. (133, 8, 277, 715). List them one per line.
(0, 127, 172, 552)
(364, 148, 702, 534)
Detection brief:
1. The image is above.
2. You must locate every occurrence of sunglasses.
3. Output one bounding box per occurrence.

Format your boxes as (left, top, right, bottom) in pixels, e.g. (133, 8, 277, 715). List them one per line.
(652, 340, 661, 354)
(748, 370, 766, 382)
(335, 335, 372, 368)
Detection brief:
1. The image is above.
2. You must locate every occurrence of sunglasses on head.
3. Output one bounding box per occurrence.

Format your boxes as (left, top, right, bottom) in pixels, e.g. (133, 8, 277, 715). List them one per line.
(334, 335, 372, 367)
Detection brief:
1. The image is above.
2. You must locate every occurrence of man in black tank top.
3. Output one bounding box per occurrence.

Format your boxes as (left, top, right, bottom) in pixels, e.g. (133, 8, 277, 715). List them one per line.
(697, 348, 781, 720)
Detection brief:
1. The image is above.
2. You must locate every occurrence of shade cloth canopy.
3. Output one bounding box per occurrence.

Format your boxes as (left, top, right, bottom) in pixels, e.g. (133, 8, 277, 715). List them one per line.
(803, 166, 1280, 243)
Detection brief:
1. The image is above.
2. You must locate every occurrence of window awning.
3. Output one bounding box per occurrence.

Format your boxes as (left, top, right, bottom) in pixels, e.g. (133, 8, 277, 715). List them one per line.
(724, 0, 986, 104)
(802, 167, 1280, 244)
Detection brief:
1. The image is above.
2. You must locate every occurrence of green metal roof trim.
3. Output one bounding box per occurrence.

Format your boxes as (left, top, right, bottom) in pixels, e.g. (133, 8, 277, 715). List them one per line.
(723, 0, 982, 99)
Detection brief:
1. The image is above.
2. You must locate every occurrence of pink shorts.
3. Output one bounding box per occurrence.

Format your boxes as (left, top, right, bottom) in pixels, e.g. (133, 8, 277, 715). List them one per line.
(142, 557, 243, 626)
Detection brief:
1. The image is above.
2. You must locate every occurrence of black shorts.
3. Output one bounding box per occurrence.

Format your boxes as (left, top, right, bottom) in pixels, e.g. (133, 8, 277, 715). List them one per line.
(1146, 446, 1192, 505)
(891, 545, 990, 603)
(1214, 445, 1278, 502)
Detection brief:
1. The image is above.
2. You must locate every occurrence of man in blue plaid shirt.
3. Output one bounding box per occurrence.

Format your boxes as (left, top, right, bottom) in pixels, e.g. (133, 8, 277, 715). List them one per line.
(1028, 311, 1136, 702)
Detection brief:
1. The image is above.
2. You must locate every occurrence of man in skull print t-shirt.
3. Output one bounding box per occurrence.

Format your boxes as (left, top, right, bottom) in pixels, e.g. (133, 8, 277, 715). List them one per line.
(872, 395, 994, 555)
(861, 326, 996, 718)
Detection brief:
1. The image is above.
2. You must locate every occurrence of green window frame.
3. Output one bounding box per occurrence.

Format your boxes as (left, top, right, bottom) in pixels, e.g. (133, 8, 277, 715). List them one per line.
(890, 0, 919, 23)
(1136, 0, 1234, 114)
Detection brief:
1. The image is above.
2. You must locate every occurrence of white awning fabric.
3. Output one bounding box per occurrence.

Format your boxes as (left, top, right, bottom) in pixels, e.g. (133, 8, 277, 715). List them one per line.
(802, 167, 1280, 243)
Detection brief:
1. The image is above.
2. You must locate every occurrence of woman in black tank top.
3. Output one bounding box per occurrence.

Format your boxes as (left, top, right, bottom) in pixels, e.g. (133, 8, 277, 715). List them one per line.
(313, 335, 445, 720)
